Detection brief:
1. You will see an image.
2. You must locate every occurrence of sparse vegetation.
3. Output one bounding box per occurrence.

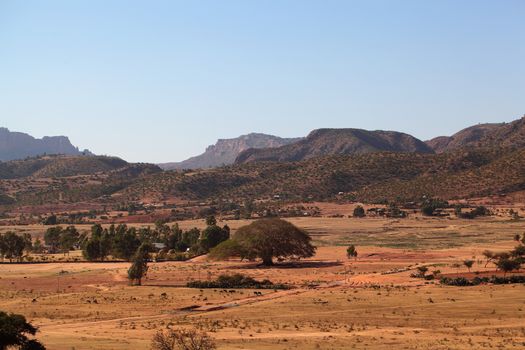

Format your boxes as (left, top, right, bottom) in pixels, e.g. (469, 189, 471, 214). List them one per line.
(151, 328, 216, 350)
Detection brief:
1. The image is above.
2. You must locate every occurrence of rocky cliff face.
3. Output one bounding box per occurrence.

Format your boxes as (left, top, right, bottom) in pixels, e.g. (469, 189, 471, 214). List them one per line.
(0, 128, 89, 161)
(159, 133, 301, 170)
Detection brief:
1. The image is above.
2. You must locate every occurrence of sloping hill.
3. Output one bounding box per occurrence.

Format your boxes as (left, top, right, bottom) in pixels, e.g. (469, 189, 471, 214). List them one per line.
(0, 155, 162, 206)
(235, 128, 434, 164)
(159, 133, 301, 170)
(0, 155, 130, 179)
(123, 147, 518, 203)
(426, 115, 525, 153)
(0, 127, 90, 161)
(426, 123, 504, 153)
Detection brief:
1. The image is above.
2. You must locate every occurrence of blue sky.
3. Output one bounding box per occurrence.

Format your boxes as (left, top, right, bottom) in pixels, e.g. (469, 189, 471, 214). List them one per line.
(1, 0, 524, 163)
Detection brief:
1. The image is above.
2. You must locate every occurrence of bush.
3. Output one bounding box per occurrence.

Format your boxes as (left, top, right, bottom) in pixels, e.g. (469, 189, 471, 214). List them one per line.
(440, 275, 525, 286)
(187, 273, 289, 289)
(152, 328, 216, 350)
(353, 205, 365, 218)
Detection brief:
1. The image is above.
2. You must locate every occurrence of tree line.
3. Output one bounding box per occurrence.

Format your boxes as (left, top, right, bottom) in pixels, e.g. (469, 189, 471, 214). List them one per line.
(0, 216, 231, 263)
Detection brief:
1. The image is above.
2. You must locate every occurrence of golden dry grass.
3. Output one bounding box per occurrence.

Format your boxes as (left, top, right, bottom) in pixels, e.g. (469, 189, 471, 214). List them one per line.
(1, 215, 524, 349)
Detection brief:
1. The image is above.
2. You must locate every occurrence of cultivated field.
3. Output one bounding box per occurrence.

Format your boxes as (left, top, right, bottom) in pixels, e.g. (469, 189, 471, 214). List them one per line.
(1, 214, 525, 349)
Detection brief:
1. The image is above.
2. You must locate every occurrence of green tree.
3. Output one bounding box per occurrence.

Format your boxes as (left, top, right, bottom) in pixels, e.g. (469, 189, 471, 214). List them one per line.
(182, 228, 200, 248)
(496, 258, 521, 277)
(211, 219, 316, 266)
(208, 240, 247, 261)
(0, 311, 46, 350)
(421, 204, 435, 216)
(200, 225, 229, 252)
(32, 239, 44, 254)
(42, 215, 57, 226)
(112, 230, 141, 261)
(482, 250, 495, 268)
(128, 243, 153, 286)
(0, 232, 26, 262)
(205, 216, 217, 226)
(353, 206, 365, 218)
(346, 244, 358, 260)
(463, 259, 474, 272)
(82, 225, 111, 261)
(44, 227, 63, 253)
(416, 266, 428, 277)
(58, 226, 80, 255)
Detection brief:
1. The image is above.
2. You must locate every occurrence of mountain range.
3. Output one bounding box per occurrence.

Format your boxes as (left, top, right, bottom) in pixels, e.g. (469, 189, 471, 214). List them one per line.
(161, 117, 525, 168)
(3, 116, 524, 168)
(0, 127, 90, 161)
(1, 115, 525, 208)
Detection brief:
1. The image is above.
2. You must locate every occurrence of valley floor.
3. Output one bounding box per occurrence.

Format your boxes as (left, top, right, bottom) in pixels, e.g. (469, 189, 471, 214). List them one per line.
(1, 216, 524, 349)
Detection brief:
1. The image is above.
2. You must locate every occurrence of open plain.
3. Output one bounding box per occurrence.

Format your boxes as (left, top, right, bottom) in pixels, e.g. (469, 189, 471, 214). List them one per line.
(2, 213, 525, 349)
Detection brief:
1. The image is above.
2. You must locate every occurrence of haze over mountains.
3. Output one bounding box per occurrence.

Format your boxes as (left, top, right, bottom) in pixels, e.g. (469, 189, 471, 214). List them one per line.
(0, 127, 90, 161)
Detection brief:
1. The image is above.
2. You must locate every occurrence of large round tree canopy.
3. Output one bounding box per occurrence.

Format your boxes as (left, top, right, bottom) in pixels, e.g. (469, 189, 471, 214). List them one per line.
(211, 218, 316, 266)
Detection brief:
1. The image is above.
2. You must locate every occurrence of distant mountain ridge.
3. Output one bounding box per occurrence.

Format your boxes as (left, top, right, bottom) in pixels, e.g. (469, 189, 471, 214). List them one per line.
(0, 127, 90, 161)
(426, 115, 525, 153)
(159, 133, 302, 170)
(425, 123, 505, 153)
(235, 128, 434, 164)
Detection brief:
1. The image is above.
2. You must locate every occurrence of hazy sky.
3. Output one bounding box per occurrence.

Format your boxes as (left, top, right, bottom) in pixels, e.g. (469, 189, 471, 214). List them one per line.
(1, 0, 524, 163)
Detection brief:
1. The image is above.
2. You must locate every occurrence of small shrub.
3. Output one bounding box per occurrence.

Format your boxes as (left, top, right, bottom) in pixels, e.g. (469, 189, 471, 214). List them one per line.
(151, 328, 216, 350)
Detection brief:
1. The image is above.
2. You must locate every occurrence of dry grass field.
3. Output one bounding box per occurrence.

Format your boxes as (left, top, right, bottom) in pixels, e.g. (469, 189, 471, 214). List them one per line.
(1, 214, 525, 349)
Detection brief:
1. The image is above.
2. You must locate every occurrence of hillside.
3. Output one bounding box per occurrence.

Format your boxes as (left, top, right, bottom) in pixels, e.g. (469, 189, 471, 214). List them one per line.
(121, 147, 518, 203)
(159, 133, 301, 170)
(0, 155, 131, 179)
(426, 115, 525, 153)
(426, 123, 504, 153)
(0, 155, 161, 207)
(1, 146, 524, 209)
(0, 127, 90, 161)
(235, 128, 434, 164)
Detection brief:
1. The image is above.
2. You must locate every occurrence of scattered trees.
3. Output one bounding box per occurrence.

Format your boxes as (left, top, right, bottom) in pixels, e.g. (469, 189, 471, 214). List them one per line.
(0, 311, 46, 350)
(44, 226, 82, 254)
(421, 198, 449, 216)
(210, 218, 316, 266)
(456, 206, 490, 219)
